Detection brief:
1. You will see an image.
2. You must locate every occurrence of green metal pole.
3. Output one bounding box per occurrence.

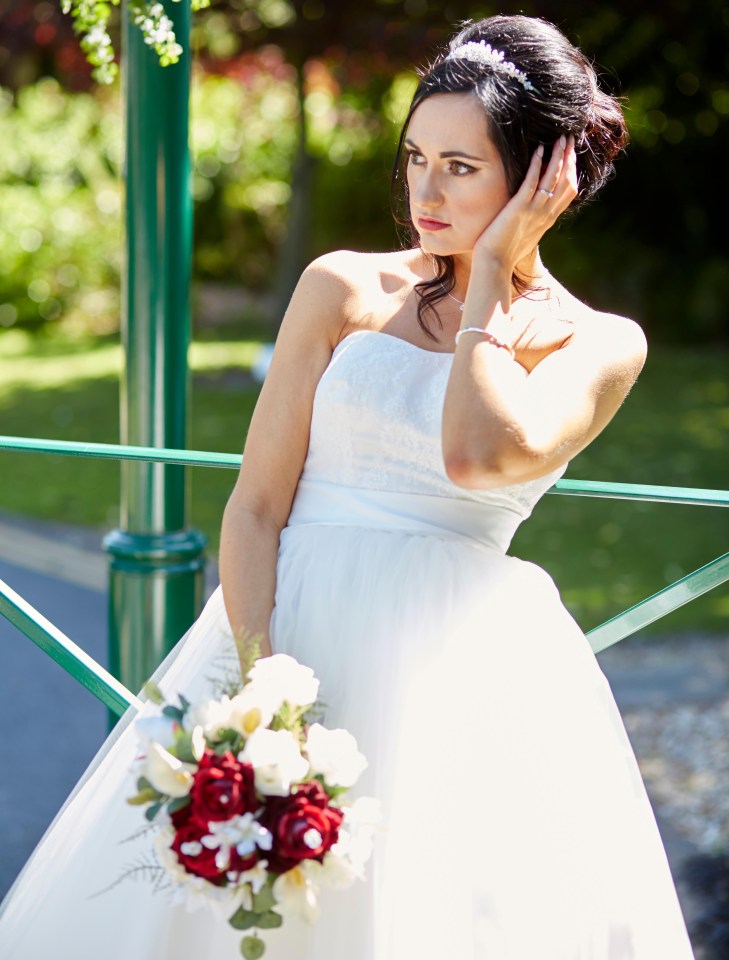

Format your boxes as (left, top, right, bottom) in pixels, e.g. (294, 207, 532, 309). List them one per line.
(104, 0, 206, 701)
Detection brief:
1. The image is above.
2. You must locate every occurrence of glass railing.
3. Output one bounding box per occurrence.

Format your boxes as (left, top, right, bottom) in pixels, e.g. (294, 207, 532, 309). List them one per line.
(2, 434, 727, 717)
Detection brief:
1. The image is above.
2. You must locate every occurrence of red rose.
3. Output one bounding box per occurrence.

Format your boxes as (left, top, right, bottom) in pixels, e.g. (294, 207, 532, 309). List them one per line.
(189, 750, 258, 823)
(170, 812, 258, 884)
(171, 818, 225, 883)
(259, 780, 344, 874)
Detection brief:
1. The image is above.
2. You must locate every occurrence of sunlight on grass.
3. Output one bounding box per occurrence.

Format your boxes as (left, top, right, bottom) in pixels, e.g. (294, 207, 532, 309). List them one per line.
(0, 330, 265, 400)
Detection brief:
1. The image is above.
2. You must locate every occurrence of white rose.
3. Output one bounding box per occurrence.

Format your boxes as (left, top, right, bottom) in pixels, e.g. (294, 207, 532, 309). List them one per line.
(182, 696, 237, 739)
(239, 728, 309, 797)
(142, 742, 195, 798)
(304, 723, 368, 788)
(272, 862, 320, 924)
(245, 654, 319, 709)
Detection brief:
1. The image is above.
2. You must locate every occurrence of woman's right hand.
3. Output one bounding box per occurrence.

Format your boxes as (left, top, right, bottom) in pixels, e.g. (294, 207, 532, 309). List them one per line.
(471, 135, 578, 276)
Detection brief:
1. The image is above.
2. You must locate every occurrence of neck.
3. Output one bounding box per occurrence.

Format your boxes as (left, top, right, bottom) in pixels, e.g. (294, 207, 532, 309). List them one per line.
(451, 247, 546, 300)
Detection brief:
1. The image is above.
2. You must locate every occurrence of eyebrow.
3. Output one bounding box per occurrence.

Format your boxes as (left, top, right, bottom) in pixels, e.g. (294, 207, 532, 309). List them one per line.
(404, 138, 487, 162)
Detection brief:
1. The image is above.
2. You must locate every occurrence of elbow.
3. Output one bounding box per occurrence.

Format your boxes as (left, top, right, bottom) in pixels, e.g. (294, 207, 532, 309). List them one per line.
(443, 434, 540, 490)
(443, 453, 515, 490)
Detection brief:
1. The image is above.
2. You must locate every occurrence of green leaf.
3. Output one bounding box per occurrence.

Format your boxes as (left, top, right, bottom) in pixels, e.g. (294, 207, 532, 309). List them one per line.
(162, 705, 185, 723)
(145, 802, 163, 822)
(256, 910, 282, 929)
(251, 882, 276, 914)
(229, 908, 263, 931)
(178, 693, 192, 712)
(167, 796, 191, 815)
(142, 681, 165, 705)
(126, 788, 160, 806)
(172, 731, 197, 763)
(241, 934, 266, 959)
(136, 776, 155, 793)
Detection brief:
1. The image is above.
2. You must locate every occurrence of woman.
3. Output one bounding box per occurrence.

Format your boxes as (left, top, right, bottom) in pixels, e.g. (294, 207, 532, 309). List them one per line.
(0, 14, 695, 959)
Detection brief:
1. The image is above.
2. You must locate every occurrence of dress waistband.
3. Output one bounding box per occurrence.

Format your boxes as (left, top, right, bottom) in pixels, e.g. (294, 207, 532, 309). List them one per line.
(285, 478, 522, 553)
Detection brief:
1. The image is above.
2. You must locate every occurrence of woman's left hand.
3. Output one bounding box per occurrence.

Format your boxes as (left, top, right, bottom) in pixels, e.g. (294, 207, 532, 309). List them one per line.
(472, 134, 578, 272)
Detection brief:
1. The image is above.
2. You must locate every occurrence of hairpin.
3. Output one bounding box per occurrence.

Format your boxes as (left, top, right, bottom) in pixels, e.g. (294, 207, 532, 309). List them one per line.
(446, 41, 537, 93)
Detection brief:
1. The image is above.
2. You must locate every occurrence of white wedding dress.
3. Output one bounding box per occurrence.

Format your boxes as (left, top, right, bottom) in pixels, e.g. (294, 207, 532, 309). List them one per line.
(0, 329, 695, 959)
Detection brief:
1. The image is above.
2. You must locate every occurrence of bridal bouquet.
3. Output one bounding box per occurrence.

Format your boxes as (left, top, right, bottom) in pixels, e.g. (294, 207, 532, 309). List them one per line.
(127, 652, 381, 959)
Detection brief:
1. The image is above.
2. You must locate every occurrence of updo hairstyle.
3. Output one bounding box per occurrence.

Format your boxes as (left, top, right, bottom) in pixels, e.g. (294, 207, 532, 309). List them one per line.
(391, 15, 629, 338)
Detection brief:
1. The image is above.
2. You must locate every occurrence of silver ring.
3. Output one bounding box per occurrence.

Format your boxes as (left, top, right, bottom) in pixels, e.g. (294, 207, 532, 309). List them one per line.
(539, 188, 555, 198)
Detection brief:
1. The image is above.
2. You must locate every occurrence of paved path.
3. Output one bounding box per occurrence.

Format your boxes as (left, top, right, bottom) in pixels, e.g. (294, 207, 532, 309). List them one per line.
(0, 511, 711, 941)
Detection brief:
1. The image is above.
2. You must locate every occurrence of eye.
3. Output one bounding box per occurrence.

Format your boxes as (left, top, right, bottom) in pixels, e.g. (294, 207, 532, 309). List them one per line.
(448, 160, 475, 176)
(405, 148, 425, 166)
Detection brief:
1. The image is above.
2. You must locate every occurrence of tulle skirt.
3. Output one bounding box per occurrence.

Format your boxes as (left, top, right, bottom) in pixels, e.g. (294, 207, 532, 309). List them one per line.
(0, 496, 695, 959)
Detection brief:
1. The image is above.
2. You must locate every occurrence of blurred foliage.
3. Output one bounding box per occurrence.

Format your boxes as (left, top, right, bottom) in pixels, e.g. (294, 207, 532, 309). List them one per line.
(0, 79, 122, 332)
(0, 0, 727, 339)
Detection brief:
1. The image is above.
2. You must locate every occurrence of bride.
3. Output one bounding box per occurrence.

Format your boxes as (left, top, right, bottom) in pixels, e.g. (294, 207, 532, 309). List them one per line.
(1, 13, 695, 960)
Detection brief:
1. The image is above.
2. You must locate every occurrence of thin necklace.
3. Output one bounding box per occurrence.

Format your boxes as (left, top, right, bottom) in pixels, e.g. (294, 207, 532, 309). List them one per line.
(441, 284, 464, 311)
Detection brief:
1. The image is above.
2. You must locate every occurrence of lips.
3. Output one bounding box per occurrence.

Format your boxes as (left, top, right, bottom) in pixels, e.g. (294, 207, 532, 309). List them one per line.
(417, 217, 450, 232)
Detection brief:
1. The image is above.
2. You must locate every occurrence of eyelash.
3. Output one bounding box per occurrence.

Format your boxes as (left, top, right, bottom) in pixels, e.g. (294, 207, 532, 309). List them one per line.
(405, 150, 475, 177)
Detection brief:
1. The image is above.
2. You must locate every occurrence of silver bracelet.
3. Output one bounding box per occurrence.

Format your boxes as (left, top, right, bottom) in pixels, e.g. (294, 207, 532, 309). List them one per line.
(454, 326, 515, 359)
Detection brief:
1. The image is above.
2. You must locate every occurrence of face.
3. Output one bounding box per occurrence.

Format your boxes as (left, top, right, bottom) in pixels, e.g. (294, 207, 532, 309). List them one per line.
(404, 92, 511, 258)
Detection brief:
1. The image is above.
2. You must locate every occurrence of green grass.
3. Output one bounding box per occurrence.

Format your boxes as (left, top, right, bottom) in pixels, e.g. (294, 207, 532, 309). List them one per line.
(0, 329, 726, 635)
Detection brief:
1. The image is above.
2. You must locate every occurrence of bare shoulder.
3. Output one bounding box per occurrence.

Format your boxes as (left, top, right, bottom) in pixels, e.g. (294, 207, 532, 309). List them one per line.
(555, 288, 648, 388)
(308, 248, 414, 290)
(305, 248, 417, 336)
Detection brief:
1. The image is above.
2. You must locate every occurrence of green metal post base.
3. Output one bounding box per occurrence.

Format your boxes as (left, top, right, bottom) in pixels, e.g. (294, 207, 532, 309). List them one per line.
(104, 528, 207, 698)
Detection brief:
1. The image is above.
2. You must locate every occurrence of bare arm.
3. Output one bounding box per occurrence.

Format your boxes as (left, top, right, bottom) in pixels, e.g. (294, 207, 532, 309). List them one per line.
(219, 254, 350, 669)
(442, 138, 647, 487)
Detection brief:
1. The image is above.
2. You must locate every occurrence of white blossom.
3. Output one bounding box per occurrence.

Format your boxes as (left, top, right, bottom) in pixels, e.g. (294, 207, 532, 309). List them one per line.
(135, 715, 179, 750)
(182, 696, 237, 739)
(317, 846, 365, 889)
(200, 813, 273, 872)
(153, 826, 243, 919)
(245, 654, 319, 709)
(239, 728, 309, 796)
(272, 862, 321, 924)
(227, 684, 279, 737)
(304, 723, 368, 787)
(141, 742, 195, 798)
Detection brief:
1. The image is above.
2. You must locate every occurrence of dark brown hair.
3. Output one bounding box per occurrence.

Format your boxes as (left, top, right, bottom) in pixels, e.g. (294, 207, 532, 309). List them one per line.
(391, 15, 629, 340)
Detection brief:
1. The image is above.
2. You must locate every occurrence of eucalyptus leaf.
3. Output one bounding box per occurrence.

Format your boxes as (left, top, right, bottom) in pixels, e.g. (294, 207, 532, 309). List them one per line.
(173, 732, 197, 763)
(229, 908, 263, 931)
(162, 705, 184, 722)
(256, 910, 282, 929)
(167, 796, 191, 815)
(241, 935, 266, 959)
(145, 802, 163, 822)
(251, 884, 276, 913)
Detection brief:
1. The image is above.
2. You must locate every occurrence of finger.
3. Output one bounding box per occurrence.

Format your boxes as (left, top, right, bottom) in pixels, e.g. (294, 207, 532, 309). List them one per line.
(517, 144, 546, 202)
(536, 134, 567, 200)
(540, 137, 579, 215)
(550, 136, 578, 206)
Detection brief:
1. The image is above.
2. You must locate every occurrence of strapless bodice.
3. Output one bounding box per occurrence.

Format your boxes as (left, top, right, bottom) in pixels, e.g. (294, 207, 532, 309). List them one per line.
(287, 329, 566, 552)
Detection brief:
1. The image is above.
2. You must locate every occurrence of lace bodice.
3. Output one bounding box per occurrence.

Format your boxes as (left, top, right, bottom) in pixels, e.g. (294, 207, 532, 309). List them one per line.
(300, 329, 566, 521)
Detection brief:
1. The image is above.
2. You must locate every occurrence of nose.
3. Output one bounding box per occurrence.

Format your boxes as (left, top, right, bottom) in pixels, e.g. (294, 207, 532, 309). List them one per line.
(411, 168, 443, 211)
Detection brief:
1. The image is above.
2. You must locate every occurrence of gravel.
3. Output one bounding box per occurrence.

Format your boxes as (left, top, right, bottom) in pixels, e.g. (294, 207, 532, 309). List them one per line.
(598, 633, 729, 854)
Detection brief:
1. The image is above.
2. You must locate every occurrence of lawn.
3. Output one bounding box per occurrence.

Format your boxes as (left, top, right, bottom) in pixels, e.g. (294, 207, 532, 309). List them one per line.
(0, 327, 726, 636)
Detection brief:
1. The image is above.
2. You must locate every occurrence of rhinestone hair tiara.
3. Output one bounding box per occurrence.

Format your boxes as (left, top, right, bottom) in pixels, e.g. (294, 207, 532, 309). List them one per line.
(445, 40, 537, 93)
